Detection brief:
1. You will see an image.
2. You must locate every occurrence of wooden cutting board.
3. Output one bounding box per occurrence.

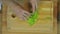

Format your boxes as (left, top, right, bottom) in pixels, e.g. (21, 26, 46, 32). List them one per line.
(6, 1, 53, 32)
(2, 0, 57, 34)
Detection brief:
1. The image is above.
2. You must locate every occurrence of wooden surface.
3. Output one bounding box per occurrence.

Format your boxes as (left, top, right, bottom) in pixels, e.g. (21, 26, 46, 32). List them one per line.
(2, 0, 57, 34)
(6, 1, 53, 32)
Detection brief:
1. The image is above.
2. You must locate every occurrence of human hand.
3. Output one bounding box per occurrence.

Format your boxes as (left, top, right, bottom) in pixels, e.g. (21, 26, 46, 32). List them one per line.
(11, 0, 37, 21)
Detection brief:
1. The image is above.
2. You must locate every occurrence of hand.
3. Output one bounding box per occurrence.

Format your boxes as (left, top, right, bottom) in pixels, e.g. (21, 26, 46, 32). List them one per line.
(11, 0, 37, 21)
(30, 0, 37, 13)
(11, 4, 31, 21)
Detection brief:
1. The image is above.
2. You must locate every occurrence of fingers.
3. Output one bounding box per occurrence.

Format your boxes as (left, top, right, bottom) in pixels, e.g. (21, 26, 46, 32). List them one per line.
(20, 10, 31, 21)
